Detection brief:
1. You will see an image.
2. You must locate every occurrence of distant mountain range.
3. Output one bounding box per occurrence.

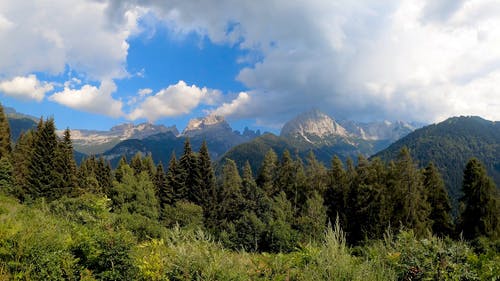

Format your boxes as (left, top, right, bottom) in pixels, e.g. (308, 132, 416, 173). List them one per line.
(374, 116, 500, 205)
(220, 109, 420, 172)
(4, 107, 38, 142)
(62, 123, 180, 155)
(100, 115, 261, 166)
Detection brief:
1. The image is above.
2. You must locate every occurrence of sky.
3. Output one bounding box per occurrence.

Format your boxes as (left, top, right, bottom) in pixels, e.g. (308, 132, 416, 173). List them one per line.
(0, 0, 499, 132)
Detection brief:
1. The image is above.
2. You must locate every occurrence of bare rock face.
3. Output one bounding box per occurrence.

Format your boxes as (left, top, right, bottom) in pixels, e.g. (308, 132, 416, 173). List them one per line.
(182, 115, 232, 137)
(280, 109, 348, 143)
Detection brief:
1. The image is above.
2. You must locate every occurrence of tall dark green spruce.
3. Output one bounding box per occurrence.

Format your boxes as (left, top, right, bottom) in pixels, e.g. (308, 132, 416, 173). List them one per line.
(0, 104, 11, 159)
(388, 147, 431, 236)
(257, 149, 278, 197)
(423, 162, 453, 236)
(155, 162, 173, 220)
(458, 158, 500, 240)
(55, 128, 78, 196)
(26, 118, 63, 201)
(218, 159, 244, 222)
(11, 131, 34, 199)
(196, 140, 217, 211)
(166, 153, 184, 202)
(178, 138, 201, 203)
(325, 156, 349, 228)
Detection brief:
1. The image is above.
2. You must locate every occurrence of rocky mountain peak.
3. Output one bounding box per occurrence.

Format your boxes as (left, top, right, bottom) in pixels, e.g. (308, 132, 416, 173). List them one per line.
(182, 115, 232, 137)
(280, 109, 348, 140)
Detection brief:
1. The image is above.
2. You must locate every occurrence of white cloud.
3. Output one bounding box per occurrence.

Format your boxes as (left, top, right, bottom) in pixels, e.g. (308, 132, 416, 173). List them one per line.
(109, 0, 500, 123)
(49, 80, 123, 117)
(0, 75, 53, 101)
(138, 88, 153, 96)
(129, 80, 221, 121)
(0, 0, 142, 80)
(211, 92, 250, 116)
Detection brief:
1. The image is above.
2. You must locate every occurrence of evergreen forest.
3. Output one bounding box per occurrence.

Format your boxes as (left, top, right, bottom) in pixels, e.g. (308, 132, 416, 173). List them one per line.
(0, 105, 499, 280)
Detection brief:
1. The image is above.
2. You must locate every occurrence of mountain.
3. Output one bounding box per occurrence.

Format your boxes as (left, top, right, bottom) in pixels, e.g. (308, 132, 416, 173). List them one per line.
(220, 110, 417, 172)
(101, 115, 260, 166)
(339, 120, 421, 141)
(373, 116, 500, 205)
(4, 107, 38, 142)
(63, 123, 179, 155)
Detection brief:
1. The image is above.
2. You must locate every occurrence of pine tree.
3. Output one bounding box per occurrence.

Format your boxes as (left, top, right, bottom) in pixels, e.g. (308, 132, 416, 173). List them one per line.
(0, 157, 14, 194)
(305, 151, 328, 195)
(325, 156, 348, 227)
(78, 156, 100, 194)
(0, 104, 11, 159)
(458, 158, 500, 240)
(26, 118, 63, 201)
(196, 140, 216, 211)
(388, 147, 431, 236)
(55, 128, 78, 196)
(218, 159, 244, 222)
(276, 150, 296, 198)
(166, 153, 184, 202)
(11, 131, 34, 199)
(423, 162, 453, 236)
(114, 155, 128, 183)
(96, 157, 113, 196)
(178, 138, 201, 203)
(257, 149, 278, 197)
(142, 154, 156, 179)
(130, 152, 144, 176)
(298, 191, 327, 242)
(155, 162, 172, 221)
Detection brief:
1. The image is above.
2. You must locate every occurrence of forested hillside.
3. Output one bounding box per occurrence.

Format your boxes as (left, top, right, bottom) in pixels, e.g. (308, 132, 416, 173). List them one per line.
(0, 105, 498, 280)
(374, 116, 500, 205)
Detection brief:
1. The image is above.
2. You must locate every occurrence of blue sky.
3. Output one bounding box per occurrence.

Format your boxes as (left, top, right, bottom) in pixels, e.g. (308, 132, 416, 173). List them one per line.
(1, 0, 499, 132)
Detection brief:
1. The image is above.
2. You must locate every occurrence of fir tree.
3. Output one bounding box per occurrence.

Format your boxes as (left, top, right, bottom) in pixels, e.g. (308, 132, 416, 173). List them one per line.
(325, 156, 348, 228)
(178, 138, 201, 203)
(166, 153, 184, 202)
(0, 104, 11, 159)
(26, 118, 63, 201)
(142, 154, 156, 179)
(305, 151, 328, 195)
(96, 157, 113, 196)
(0, 157, 14, 194)
(298, 191, 327, 242)
(257, 149, 278, 197)
(11, 131, 34, 199)
(388, 147, 431, 236)
(196, 141, 216, 209)
(114, 155, 128, 183)
(218, 159, 244, 222)
(458, 158, 500, 240)
(423, 162, 453, 236)
(55, 128, 78, 196)
(130, 152, 144, 176)
(155, 162, 173, 220)
(276, 150, 296, 199)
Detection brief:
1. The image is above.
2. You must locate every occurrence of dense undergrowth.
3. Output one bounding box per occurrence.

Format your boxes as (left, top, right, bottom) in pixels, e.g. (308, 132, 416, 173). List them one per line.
(0, 193, 498, 281)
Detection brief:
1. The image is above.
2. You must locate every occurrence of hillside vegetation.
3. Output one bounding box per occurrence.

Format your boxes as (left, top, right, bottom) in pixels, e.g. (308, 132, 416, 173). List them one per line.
(0, 105, 498, 280)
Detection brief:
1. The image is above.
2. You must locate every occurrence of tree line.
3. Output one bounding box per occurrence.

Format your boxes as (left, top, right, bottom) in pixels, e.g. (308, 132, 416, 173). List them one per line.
(0, 104, 498, 252)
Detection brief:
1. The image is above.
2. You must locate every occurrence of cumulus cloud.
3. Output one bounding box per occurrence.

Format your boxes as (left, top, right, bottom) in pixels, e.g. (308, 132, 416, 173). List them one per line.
(129, 81, 222, 121)
(107, 0, 500, 123)
(138, 88, 153, 96)
(211, 92, 251, 116)
(0, 75, 53, 101)
(0, 0, 141, 80)
(49, 80, 123, 117)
